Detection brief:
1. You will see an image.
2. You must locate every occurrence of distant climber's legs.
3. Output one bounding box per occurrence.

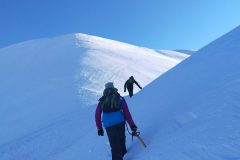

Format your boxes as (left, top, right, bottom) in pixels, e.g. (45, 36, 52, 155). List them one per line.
(127, 87, 133, 98)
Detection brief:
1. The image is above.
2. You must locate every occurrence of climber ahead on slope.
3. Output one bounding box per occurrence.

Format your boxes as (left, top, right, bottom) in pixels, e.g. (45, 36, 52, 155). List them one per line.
(124, 76, 142, 98)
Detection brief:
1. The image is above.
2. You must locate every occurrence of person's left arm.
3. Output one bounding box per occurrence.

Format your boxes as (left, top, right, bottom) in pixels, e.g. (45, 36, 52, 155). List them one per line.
(134, 80, 142, 89)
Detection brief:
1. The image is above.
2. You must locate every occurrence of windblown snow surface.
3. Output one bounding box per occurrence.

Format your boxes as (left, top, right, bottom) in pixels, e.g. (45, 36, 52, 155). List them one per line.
(0, 34, 188, 160)
(174, 49, 197, 55)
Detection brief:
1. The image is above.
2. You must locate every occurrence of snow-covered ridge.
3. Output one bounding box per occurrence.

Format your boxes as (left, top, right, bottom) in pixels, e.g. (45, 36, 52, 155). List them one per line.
(156, 50, 190, 61)
(174, 49, 197, 55)
(73, 33, 189, 104)
(1, 24, 240, 160)
(0, 33, 189, 105)
(127, 25, 240, 159)
(0, 33, 188, 150)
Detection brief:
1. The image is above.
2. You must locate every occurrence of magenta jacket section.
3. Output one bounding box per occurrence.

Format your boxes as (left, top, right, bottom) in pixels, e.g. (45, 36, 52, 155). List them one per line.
(95, 97, 136, 130)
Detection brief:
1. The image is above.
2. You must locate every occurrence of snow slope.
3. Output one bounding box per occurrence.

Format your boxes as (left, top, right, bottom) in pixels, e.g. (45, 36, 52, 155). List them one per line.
(156, 50, 190, 60)
(174, 49, 197, 55)
(1, 24, 240, 160)
(0, 33, 188, 160)
(126, 25, 240, 159)
(24, 25, 240, 160)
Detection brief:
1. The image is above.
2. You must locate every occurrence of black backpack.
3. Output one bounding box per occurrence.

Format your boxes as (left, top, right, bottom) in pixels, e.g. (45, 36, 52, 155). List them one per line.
(99, 88, 123, 113)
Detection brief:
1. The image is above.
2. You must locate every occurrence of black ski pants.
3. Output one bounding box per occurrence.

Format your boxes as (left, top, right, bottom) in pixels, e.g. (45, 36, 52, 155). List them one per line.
(127, 86, 133, 98)
(106, 122, 127, 160)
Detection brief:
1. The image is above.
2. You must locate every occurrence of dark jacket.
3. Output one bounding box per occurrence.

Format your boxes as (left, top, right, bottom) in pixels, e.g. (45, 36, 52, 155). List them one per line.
(124, 78, 142, 91)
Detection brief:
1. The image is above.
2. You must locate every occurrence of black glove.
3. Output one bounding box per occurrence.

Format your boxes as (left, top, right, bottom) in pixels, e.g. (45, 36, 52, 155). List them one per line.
(139, 87, 142, 89)
(98, 129, 104, 136)
(131, 125, 137, 133)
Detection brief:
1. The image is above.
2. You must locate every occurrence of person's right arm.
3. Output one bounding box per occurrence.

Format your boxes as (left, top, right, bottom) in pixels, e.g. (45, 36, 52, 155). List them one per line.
(124, 81, 127, 92)
(95, 103, 103, 130)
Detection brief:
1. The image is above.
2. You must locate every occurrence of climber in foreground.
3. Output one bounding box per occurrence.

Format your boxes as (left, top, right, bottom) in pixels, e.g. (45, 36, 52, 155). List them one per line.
(124, 76, 142, 98)
(95, 82, 138, 160)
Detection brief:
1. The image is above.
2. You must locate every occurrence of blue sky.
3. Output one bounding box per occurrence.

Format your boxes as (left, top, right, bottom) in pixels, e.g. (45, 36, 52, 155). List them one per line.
(0, 0, 240, 50)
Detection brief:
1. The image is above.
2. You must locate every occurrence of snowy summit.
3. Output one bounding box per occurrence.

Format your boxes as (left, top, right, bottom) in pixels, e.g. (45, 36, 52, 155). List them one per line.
(0, 33, 188, 160)
(1, 26, 240, 159)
